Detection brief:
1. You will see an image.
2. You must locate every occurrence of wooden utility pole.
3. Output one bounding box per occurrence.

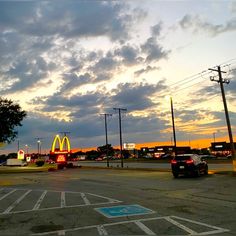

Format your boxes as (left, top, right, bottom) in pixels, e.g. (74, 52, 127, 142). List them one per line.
(209, 66, 236, 170)
(113, 108, 127, 168)
(100, 113, 112, 167)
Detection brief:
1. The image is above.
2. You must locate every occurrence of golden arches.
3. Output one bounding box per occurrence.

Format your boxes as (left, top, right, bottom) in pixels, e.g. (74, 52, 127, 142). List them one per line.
(61, 136, 71, 152)
(51, 135, 71, 152)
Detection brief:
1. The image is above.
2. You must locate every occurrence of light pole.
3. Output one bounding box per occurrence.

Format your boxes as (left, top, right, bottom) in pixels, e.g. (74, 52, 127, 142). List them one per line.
(37, 140, 41, 157)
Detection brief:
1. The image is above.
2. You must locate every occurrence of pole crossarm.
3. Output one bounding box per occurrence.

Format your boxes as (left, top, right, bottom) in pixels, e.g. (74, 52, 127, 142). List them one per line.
(113, 108, 127, 112)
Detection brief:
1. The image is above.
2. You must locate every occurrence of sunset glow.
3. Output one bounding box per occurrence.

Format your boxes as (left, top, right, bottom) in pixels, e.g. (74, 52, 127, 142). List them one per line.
(0, 1, 235, 153)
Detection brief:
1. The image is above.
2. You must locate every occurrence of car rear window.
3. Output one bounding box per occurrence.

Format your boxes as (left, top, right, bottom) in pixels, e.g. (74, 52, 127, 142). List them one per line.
(175, 156, 191, 160)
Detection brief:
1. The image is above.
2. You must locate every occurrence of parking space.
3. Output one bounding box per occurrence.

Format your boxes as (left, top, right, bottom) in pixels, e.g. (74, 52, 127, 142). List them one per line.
(0, 188, 121, 215)
(0, 169, 234, 235)
(31, 215, 229, 236)
(0, 187, 230, 235)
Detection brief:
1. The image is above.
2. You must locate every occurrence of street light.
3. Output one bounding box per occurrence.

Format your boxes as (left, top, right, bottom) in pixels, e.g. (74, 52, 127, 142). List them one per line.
(37, 140, 41, 157)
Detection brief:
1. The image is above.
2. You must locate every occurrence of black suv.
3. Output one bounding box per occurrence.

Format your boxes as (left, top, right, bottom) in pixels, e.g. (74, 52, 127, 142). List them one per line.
(171, 154, 208, 178)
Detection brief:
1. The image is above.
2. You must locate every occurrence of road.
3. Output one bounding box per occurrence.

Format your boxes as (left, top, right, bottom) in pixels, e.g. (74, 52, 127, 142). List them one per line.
(78, 160, 234, 172)
(0, 167, 235, 235)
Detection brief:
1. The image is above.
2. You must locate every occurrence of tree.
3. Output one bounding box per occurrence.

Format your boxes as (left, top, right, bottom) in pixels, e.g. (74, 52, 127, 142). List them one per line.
(97, 144, 114, 156)
(86, 150, 100, 160)
(0, 97, 26, 143)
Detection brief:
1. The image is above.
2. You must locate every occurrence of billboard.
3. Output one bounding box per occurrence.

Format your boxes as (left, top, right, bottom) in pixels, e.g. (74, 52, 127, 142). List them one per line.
(124, 143, 135, 150)
(17, 149, 25, 160)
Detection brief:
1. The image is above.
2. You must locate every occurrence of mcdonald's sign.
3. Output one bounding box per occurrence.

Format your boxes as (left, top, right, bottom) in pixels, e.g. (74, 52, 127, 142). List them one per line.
(50, 135, 71, 154)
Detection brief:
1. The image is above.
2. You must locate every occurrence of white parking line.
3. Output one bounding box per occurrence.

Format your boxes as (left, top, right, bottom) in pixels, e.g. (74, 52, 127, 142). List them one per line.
(87, 192, 120, 203)
(57, 230, 65, 236)
(33, 191, 47, 210)
(3, 190, 31, 214)
(31, 215, 230, 236)
(0, 189, 16, 201)
(97, 225, 108, 235)
(80, 192, 91, 205)
(165, 216, 197, 235)
(135, 221, 156, 235)
(0, 188, 121, 215)
(171, 216, 230, 235)
(61, 192, 66, 208)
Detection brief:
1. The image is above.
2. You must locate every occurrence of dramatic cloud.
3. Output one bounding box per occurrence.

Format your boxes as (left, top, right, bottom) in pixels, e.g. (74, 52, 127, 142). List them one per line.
(1, 56, 57, 94)
(134, 65, 159, 77)
(141, 37, 169, 63)
(114, 45, 141, 65)
(179, 14, 236, 36)
(0, 2, 142, 41)
(1, 1, 235, 153)
(110, 81, 166, 111)
(151, 22, 163, 37)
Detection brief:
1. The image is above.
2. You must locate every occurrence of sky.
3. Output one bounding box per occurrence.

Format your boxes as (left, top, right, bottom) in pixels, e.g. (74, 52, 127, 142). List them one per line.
(0, 0, 236, 154)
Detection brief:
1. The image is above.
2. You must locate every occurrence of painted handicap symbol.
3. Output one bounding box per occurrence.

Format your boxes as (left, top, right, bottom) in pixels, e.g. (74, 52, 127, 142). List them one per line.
(95, 204, 155, 218)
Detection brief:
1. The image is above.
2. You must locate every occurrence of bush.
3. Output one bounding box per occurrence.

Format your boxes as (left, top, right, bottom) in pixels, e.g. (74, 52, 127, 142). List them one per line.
(35, 160, 45, 167)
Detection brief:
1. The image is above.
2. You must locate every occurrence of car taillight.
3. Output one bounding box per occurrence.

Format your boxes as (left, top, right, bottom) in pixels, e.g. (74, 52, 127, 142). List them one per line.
(186, 159, 194, 164)
(171, 160, 177, 164)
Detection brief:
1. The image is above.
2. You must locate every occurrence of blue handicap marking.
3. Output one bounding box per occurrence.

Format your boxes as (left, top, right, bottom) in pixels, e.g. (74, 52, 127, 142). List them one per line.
(95, 204, 155, 218)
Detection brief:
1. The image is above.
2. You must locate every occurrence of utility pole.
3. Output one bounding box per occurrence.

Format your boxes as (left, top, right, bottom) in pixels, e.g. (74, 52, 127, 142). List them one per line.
(100, 113, 112, 167)
(170, 97, 177, 156)
(209, 65, 236, 170)
(113, 108, 127, 168)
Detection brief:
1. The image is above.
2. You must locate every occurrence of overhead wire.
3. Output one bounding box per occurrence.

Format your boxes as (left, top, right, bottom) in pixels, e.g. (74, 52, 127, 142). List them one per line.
(163, 60, 236, 96)
(153, 59, 236, 110)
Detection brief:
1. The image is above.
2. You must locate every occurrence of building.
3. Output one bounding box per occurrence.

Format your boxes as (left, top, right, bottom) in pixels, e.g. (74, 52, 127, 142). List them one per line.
(211, 142, 236, 156)
(140, 145, 191, 158)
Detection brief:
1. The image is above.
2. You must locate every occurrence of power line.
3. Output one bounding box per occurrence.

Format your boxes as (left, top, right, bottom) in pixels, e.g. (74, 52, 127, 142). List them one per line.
(157, 70, 213, 98)
(162, 59, 236, 94)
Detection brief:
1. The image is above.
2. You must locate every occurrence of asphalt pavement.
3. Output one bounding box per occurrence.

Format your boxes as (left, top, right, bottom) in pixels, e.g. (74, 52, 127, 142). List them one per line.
(0, 167, 235, 235)
(77, 160, 234, 172)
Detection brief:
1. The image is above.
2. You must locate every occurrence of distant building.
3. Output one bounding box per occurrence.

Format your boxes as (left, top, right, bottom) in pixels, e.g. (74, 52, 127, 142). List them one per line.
(140, 145, 191, 158)
(211, 142, 236, 156)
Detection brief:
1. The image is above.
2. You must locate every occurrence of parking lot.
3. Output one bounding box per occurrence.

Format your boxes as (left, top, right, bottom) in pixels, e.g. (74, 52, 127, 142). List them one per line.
(0, 167, 235, 235)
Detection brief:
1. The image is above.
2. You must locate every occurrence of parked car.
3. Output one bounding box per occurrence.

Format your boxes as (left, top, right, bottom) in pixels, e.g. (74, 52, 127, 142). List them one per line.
(199, 154, 216, 159)
(171, 154, 208, 178)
